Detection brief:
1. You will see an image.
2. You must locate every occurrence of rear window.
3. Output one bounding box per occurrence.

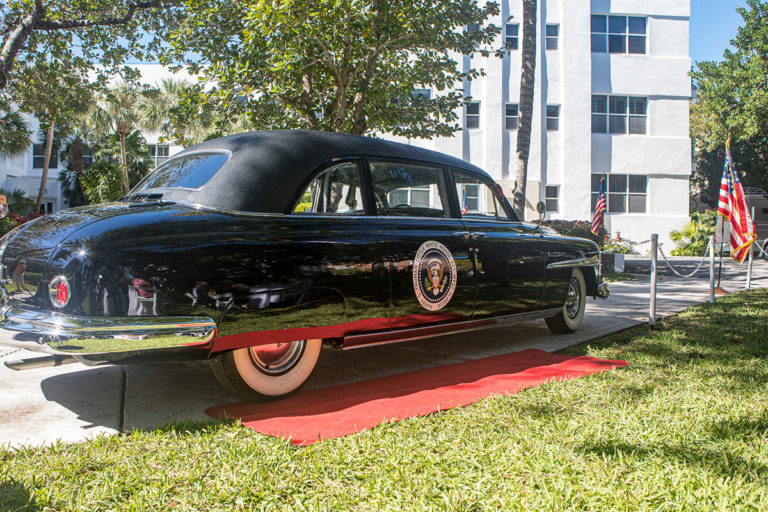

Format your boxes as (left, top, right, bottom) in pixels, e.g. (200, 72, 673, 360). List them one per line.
(134, 152, 228, 191)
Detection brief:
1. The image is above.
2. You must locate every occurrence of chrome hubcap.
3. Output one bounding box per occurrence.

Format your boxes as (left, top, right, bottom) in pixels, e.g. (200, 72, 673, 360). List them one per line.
(248, 340, 305, 375)
(565, 278, 581, 319)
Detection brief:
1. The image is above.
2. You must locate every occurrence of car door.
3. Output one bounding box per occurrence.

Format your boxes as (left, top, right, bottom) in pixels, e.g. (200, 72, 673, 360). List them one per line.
(453, 169, 545, 318)
(367, 160, 475, 330)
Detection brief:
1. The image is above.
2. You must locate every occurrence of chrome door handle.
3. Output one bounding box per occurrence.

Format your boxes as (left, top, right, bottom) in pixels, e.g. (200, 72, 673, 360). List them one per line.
(469, 232, 486, 239)
(451, 231, 471, 239)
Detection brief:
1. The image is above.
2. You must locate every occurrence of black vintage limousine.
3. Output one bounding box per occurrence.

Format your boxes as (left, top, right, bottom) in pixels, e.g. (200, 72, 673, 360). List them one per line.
(0, 130, 608, 399)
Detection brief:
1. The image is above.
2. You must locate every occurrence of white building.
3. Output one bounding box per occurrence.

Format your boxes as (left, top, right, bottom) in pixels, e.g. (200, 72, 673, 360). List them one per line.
(390, 0, 692, 245)
(0, 64, 187, 213)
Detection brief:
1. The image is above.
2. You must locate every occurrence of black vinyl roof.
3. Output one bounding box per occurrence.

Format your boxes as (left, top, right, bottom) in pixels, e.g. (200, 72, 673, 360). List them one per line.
(138, 130, 489, 214)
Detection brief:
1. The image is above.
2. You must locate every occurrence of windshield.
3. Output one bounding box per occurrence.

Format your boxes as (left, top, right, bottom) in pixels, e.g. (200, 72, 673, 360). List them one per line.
(133, 152, 229, 192)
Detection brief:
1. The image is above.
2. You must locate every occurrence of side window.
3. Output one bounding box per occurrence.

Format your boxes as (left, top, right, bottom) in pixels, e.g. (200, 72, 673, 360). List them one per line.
(293, 162, 364, 215)
(369, 161, 450, 218)
(454, 170, 511, 220)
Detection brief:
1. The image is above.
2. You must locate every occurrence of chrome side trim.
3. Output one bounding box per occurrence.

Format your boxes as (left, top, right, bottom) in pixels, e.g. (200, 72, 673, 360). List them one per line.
(0, 303, 216, 361)
(546, 255, 600, 270)
(342, 308, 562, 350)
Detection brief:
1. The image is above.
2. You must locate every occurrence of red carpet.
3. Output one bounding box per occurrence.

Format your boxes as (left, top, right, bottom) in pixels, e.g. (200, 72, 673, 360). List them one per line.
(206, 349, 627, 446)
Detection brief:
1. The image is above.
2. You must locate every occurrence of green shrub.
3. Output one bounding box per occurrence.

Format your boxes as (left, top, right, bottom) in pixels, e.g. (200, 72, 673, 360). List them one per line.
(81, 161, 125, 204)
(603, 241, 633, 254)
(669, 210, 716, 256)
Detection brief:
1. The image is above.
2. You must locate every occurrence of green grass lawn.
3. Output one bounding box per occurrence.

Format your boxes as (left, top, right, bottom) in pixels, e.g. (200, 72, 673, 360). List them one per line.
(2, 290, 768, 511)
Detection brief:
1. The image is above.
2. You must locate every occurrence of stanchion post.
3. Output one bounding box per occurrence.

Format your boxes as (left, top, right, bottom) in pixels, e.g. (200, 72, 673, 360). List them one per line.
(747, 206, 755, 290)
(709, 235, 715, 303)
(649, 233, 658, 327)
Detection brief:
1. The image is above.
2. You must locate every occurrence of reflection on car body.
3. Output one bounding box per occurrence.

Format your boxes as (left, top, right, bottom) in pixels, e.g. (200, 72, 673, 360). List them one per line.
(0, 130, 608, 400)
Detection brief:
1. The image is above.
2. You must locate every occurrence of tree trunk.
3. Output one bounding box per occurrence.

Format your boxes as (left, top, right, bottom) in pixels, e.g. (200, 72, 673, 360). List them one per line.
(513, 0, 538, 220)
(119, 131, 130, 193)
(71, 137, 90, 203)
(35, 118, 55, 214)
(0, 1, 45, 91)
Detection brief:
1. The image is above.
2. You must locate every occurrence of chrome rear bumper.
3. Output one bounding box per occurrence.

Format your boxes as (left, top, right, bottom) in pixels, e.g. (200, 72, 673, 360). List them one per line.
(0, 302, 216, 364)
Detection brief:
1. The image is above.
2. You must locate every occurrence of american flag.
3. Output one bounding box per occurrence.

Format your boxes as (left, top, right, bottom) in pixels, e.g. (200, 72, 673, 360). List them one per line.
(461, 188, 468, 214)
(591, 178, 607, 235)
(718, 139, 756, 262)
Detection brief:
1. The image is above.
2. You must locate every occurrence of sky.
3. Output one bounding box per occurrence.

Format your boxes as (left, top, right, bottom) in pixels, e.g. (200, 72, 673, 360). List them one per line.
(690, 0, 748, 66)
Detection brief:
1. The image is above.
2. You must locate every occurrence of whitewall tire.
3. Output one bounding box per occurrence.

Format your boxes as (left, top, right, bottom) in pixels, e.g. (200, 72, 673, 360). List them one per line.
(545, 268, 587, 334)
(211, 339, 322, 401)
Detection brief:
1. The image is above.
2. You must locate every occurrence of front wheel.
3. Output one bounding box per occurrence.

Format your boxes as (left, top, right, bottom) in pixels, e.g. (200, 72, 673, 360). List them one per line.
(761, 240, 768, 261)
(210, 339, 322, 401)
(545, 268, 587, 334)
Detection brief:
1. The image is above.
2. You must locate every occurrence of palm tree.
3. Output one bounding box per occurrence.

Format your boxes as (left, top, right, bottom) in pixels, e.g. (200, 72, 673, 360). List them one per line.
(0, 111, 31, 157)
(513, 0, 538, 219)
(140, 78, 220, 147)
(0, 188, 35, 215)
(14, 61, 92, 212)
(93, 84, 142, 193)
(61, 123, 94, 204)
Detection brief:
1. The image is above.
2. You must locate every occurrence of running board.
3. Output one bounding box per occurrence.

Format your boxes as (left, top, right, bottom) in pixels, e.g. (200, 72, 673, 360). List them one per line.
(341, 308, 562, 350)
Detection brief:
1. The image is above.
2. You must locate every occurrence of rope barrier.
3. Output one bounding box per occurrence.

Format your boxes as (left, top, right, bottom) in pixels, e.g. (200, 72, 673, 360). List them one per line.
(753, 240, 768, 259)
(657, 243, 711, 279)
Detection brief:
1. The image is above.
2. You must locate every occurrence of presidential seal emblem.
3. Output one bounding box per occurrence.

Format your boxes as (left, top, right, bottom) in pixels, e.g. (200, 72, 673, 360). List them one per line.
(412, 240, 458, 311)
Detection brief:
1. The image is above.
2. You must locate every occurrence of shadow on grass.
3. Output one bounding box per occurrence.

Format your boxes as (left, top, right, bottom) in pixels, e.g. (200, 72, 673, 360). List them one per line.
(579, 440, 766, 483)
(565, 290, 768, 482)
(0, 479, 38, 512)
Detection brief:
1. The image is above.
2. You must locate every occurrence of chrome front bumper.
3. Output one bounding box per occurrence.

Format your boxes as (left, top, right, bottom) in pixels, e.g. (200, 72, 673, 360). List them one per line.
(0, 300, 217, 364)
(597, 280, 610, 299)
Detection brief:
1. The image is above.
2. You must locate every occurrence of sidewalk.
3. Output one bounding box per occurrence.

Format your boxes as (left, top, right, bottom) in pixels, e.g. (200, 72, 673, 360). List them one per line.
(1, 257, 766, 448)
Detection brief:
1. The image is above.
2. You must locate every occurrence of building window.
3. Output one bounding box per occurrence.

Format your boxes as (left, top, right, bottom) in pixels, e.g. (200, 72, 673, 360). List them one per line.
(592, 95, 646, 135)
(32, 144, 58, 169)
(591, 15, 646, 54)
(505, 24, 519, 49)
(465, 23, 480, 50)
(545, 24, 559, 50)
(148, 144, 170, 168)
(82, 146, 93, 167)
(546, 105, 560, 131)
(545, 185, 559, 213)
(413, 88, 431, 100)
(592, 173, 646, 213)
(505, 103, 519, 130)
(466, 101, 480, 129)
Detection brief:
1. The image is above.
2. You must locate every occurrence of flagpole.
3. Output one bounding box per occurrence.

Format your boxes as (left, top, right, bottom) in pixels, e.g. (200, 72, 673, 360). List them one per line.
(717, 220, 725, 288)
(716, 132, 731, 291)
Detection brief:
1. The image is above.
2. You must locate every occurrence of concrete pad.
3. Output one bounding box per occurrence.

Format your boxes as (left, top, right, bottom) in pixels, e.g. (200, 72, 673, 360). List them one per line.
(0, 344, 122, 448)
(2, 257, 767, 447)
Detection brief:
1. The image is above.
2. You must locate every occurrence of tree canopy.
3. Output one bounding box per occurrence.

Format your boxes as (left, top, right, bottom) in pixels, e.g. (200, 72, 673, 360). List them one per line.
(0, 0, 178, 95)
(691, 0, 768, 149)
(163, 0, 500, 138)
(690, 0, 768, 203)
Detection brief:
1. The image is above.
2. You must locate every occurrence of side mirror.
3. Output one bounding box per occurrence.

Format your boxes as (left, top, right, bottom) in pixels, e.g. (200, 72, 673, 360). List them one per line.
(536, 201, 546, 226)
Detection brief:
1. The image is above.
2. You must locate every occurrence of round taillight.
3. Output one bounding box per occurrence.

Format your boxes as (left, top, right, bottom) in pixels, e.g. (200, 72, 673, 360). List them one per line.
(49, 276, 71, 308)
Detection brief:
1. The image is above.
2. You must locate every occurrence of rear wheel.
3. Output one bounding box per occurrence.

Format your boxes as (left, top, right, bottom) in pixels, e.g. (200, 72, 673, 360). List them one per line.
(545, 268, 587, 334)
(211, 339, 322, 401)
(762, 240, 768, 261)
